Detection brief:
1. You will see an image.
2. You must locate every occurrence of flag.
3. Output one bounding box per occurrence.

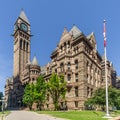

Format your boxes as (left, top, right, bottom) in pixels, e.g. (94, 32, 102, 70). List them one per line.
(103, 20, 106, 47)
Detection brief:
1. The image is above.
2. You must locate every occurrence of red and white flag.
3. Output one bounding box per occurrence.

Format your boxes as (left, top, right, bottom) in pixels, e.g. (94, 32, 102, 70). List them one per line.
(103, 20, 106, 47)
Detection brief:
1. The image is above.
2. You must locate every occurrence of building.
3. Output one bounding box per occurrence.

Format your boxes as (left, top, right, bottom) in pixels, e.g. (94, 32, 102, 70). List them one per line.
(5, 10, 41, 108)
(5, 11, 116, 110)
(43, 26, 114, 110)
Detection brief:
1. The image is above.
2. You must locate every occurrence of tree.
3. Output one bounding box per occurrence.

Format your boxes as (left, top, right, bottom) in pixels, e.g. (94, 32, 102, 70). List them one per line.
(93, 88, 106, 109)
(0, 92, 3, 111)
(22, 84, 35, 110)
(84, 97, 95, 110)
(85, 87, 120, 110)
(47, 73, 66, 110)
(34, 76, 47, 110)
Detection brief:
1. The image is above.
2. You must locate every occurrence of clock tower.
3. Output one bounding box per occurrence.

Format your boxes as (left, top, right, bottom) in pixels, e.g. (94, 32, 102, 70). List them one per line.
(13, 10, 31, 80)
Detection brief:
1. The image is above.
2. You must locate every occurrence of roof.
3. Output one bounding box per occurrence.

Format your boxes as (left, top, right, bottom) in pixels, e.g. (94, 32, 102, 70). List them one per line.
(19, 10, 30, 24)
(69, 25, 82, 38)
(32, 56, 39, 65)
(58, 27, 71, 45)
(87, 32, 94, 39)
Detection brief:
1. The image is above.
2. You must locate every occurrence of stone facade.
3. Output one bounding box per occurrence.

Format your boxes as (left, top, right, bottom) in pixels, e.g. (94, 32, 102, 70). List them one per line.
(5, 11, 116, 110)
(43, 26, 116, 110)
(5, 11, 41, 108)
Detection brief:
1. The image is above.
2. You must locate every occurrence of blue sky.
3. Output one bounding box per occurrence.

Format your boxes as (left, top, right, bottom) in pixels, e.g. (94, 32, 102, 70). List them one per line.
(0, 0, 120, 93)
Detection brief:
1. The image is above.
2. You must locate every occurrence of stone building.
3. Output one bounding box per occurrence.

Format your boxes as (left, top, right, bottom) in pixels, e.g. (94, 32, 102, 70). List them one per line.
(5, 11, 116, 110)
(44, 27, 101, 110)
(42, 26, 117, 110)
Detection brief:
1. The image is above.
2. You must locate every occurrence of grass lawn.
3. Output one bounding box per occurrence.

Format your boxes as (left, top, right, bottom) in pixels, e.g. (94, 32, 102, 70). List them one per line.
(0, 111, 10, 117)
(37, 110, 110, 120)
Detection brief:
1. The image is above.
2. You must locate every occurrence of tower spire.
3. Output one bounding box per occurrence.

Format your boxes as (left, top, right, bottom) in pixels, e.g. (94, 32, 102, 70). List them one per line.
(19, 10, 30, 24)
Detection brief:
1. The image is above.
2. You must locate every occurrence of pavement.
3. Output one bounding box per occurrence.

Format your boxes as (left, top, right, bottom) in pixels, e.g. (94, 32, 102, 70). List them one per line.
(5, 110, 66, 120)
(109, 116, 120, 120)
(0, 114, 5, 120)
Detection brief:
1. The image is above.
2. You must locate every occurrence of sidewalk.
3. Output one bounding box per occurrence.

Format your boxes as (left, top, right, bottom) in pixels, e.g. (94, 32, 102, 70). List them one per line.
(109, 116, 120, 120)
(0, 115, 5, 120)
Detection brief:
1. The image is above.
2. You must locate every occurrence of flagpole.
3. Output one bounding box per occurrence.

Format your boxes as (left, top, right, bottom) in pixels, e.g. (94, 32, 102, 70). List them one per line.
(103, 20, 111, 118)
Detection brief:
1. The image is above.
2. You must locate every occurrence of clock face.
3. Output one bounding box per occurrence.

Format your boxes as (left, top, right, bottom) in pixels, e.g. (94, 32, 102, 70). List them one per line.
(20, 23, 28, 32)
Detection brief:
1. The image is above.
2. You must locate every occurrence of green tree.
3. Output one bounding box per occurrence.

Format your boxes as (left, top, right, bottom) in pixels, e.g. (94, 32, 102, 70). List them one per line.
(85, 87, 120, 110)
(0, 92, 3, 111)
(34, 76, 47, 110)
(22, 84, 35, 110)
(47, 73, 66, 111)
(93, 88, 106, 108)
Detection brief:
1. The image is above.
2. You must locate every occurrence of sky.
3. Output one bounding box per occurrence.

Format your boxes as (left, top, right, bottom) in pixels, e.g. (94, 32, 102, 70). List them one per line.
(0, 0, 120, 93)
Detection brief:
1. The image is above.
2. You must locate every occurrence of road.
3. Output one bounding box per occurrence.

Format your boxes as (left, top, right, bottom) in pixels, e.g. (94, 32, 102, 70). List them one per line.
(5, 110, 66, 120)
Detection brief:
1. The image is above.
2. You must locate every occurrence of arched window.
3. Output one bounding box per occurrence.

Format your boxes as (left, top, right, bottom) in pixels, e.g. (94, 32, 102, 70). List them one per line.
(60, 62, 64, 72)
(67, 74, 71, 82)
(75, 86, 78, 97)
(26, 42, 28, 52)
(23, 40, 25, 50)
(20, 39, 22, 49)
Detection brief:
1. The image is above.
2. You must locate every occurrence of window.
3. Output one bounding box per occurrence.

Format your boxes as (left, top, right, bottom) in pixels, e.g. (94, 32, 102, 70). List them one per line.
(60, 46, 63, 51)
(68, 41, 70, 48)
(64, 42, 66, 48)
(55, 69, 57, 73)
(75, 87, 78, 97)
(75, 101, 78, 107)
(87, 87, 90, 97)
(47, 67, 49, 74)
(23, 40, 26, 50)
(20, 39, 22, 49)
(32, 78, 35, 81)
(50, 67, 52, 73)
(67, 74, 71, 81)
(91, 88, 93, 96)
(75, 60, 78, 69)
(75, 73, 78, 82)
(60, 63, 64, 72)
(67, 62, 71, 70)
(26, 42, 28, 52)
(46, 104, 49, 108)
